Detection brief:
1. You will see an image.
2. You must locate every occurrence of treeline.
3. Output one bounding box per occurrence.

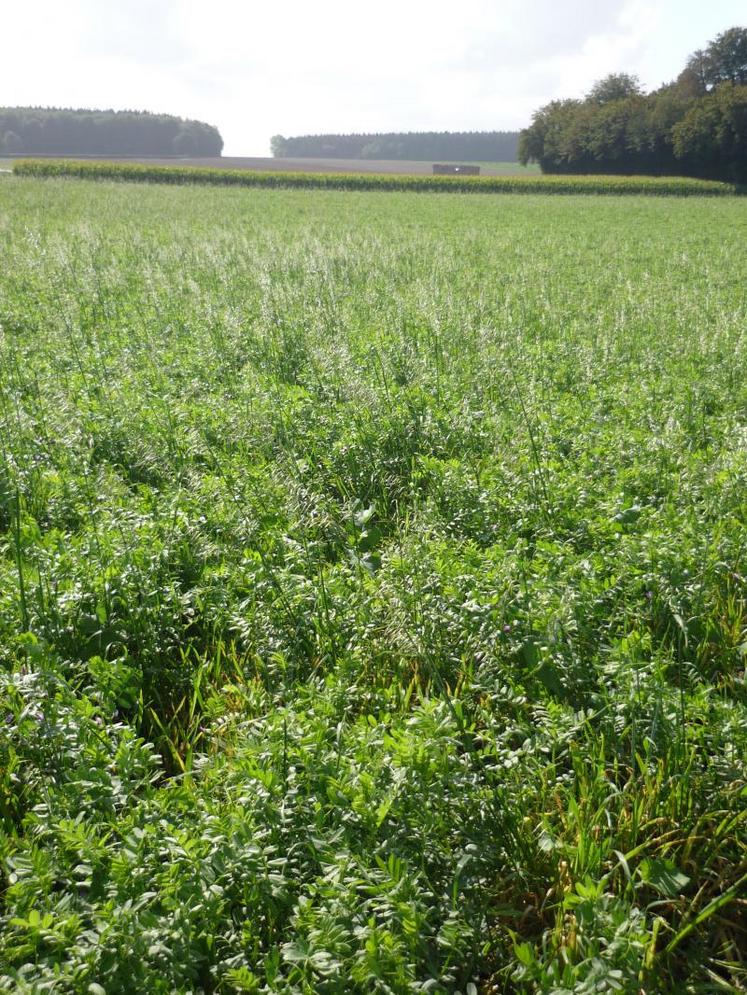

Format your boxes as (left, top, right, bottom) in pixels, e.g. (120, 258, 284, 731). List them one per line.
(271, 132, 519, 162)
(0, 108, 223, 157)
(519, 27, 747, 182)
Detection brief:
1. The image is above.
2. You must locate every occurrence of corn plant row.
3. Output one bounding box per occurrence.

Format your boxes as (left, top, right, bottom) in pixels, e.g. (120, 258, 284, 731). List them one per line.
(11, 156, 741, 196)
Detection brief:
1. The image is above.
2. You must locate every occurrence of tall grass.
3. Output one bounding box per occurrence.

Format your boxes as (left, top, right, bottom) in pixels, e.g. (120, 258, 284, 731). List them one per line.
(0, 179, 745, 992)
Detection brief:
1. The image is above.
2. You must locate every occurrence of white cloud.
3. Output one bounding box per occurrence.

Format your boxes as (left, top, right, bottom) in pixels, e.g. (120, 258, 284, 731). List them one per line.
(1, 0, 745, 154)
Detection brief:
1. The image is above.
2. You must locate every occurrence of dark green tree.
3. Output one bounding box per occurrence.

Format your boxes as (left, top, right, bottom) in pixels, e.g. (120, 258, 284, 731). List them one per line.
(679, 51, 710, 95)
(695, 27, 747, 87)
(672, 82, 747, 181)
(0, 108, 223, 156)
(519, 26, 746, 181)
(587, 73, 643, 105)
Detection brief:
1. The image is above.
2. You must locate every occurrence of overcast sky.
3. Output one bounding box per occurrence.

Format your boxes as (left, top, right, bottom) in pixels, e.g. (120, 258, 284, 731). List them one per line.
(2, 0, 744, 155)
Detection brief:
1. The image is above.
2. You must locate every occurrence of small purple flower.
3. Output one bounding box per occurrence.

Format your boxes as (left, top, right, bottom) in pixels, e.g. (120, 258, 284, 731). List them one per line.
(645, 591, 653, 601)
(503, 624, 512, 633)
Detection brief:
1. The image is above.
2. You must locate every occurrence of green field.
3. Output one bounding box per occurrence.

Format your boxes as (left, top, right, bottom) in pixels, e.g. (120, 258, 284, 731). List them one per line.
(476, 161, 541, 173)
(1, 178, 746, 993)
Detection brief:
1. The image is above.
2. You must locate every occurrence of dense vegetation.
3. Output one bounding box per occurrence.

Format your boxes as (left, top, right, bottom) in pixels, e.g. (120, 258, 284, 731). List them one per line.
(0, 108, 223, 156)
(270, 132, 519, 162)
(519, 27, 747, 182)
(1, 176, 746, 994)
(12, 157, 739, 195)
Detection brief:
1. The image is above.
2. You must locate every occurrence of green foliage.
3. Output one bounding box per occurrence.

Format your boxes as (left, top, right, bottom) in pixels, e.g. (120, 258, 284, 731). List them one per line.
(587, 73, 643, 105)
(270, 131, 519, 161)
(11, 157, 739, 195)
(0, 107, 223, 156)
(685, 27, 747, 89)
(0, 179, 746, 992)
(672, 82, 747, 177)
(519, 27, 747, 182)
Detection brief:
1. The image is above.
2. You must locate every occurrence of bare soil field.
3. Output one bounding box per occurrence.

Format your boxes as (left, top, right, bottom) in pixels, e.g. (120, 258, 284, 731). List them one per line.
(3, 154, 536, 176)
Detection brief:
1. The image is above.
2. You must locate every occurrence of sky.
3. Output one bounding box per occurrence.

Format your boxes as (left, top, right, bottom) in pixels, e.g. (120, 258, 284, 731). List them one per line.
(2, 0, 744, 156)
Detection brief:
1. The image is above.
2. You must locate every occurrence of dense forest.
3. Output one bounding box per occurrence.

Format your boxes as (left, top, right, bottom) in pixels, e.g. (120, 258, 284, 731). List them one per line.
(271, 131, 519, 161)
(519, 27, 747, 181)
(0, 108, 223, 156)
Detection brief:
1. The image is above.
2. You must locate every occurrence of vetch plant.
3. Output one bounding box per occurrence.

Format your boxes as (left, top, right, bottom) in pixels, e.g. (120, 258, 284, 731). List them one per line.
(0, 175, 745, 993)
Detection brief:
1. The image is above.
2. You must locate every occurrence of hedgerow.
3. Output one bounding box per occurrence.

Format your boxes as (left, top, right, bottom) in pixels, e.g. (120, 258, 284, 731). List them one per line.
(11, 157, 740, 195)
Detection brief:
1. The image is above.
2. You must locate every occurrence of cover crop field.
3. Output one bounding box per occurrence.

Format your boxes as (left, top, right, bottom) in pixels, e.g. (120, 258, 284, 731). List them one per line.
(0, 177, 746, 993)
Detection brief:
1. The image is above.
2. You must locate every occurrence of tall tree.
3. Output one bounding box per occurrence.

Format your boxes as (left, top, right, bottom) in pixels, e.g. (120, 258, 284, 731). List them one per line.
(587, 73, 642, 105)
(0, 108, 223, 157)
(519, 27, 747, 181)
(672, 83, 747, 181)
(696, 27, 747, 87)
